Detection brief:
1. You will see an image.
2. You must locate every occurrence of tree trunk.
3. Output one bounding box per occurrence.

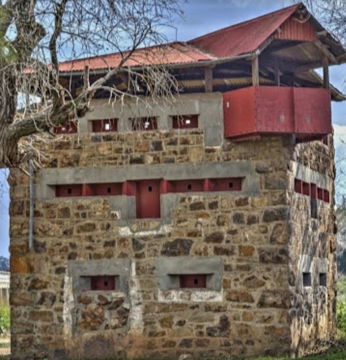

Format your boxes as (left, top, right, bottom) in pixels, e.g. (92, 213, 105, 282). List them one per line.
(0, 63, 18, 168)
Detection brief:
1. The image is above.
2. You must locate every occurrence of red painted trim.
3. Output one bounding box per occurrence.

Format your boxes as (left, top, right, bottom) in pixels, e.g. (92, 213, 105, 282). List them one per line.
(172, 115, 199, 129)
(131, 117, 158, 131)
(294, 179, 302, 194)
(302, 182, 310, 196)
(90, 276, 116, 291)
(92, 119, 118, 133)
(179, 274, 207, 288)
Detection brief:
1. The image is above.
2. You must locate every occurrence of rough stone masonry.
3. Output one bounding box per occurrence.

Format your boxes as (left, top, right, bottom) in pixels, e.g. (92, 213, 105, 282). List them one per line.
(9, 92, 336, 359)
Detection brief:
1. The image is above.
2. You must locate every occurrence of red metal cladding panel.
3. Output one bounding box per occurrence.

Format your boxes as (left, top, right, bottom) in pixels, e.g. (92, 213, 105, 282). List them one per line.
(294, 179, 302, 194)
(168, 179, 204, 193)
(172, 115, 199, 129)
(56, 184, 82, 197)
(88, 183, 122, 196)
(90, 276, 116, 291)
(54, 121, 78, 134)
(302, 182, 310, 196)
(92, 119, 118, 133)
(323, 190, 330, 203)
(180, 274, 207, 289)
(273, 17, 317, 41)
(123, 181, 137, 196)
(136, 180, 161, 218)
(131, 117, 158, 131)
(317, 187, 324, 200)
(256, 86, 294, 133)
(310, 183, 317, 199)
(223, 87, 257, 138)
(209, 178, 243, 191)
(293, 88, 331, 135)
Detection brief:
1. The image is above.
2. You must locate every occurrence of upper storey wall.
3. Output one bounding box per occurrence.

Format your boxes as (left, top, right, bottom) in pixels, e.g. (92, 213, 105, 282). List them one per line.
(78, 93, 224, 147)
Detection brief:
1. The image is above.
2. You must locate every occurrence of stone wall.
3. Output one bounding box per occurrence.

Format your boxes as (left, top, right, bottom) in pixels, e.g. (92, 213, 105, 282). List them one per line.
(288, 139, 336, 357)
(9, 96, 336, 359)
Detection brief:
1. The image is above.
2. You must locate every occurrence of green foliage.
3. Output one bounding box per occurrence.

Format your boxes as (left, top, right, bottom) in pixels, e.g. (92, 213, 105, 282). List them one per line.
(0, 305, 10, 335)
(337, 300, 346, 334)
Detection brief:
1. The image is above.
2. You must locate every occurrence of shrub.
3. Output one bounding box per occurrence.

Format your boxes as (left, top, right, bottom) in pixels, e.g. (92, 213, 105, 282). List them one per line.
(337, 300, 346, 333)
(0, 305, 10, 335)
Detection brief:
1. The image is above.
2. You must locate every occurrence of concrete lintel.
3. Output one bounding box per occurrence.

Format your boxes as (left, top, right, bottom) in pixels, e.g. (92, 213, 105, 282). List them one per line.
(156, 256, 223, 291)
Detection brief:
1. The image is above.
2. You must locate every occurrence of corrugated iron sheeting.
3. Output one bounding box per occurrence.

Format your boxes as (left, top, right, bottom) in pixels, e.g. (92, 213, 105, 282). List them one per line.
(188, 4, 300, 58)
(273, 17, 316, 41)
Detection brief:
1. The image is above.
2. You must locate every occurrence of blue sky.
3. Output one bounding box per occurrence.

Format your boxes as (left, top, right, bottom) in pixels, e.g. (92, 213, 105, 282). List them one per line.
(0, 0, 345, 257)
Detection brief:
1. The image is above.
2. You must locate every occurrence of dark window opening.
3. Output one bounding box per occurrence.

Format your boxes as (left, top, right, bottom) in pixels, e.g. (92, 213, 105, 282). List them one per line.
(172, 114, 199, 129)
(53, 121, 78, 134)
(319, 273, 327, 286)
(131, 117, 158, 131)
(310, 183, 317, 199)
(311, 198, 318, 219)
(90, 276, 116, 291)
(303, 272, 312, 287)
(92, 119, 118, 133)
(148, 186, 152, 192)
(179, 274, 207, 289)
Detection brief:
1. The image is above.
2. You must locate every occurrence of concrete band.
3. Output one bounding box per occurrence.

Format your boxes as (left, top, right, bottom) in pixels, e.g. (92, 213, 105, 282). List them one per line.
(78, 92, 224, 146)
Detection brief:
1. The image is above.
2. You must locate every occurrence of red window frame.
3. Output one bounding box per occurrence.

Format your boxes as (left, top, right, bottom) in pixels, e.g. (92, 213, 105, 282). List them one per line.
(55, 184, 83, 197)
(317, 187, 324, 200)
(53, 121, 78, 134)
(208, 177, 242, 192)
(131, 117, 157, 131)
(172, 115, 199, 129)
(179, 274, 207, 289)
(91, 119, 118, 133)
(323, 190, 330, 203)
(82, 183, 122, 196)
(302, 182, 310, 196)
(294, 179, 302, 194)
(167, 179, 204, 193)
(90, 276, 116, 291)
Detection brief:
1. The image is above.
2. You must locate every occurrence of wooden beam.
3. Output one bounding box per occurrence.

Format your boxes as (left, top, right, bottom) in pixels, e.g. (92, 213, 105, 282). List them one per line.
(252, 54, 259, 86)
(204, 67, 213, 92)
(314, 39, 337, 64)
(322, 58, 330, 89)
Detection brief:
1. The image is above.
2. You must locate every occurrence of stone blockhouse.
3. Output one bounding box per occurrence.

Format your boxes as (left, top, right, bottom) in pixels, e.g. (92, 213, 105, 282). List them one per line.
(9, 3, 346, 359)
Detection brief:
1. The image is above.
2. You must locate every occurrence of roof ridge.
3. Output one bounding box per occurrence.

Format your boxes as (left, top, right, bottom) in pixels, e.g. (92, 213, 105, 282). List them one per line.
(188, 3, 301, 44)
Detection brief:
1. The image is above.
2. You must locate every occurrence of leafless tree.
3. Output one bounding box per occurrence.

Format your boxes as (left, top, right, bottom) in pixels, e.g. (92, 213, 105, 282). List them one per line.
(0, 0, 181, 169)
(303, 0, 346, 46)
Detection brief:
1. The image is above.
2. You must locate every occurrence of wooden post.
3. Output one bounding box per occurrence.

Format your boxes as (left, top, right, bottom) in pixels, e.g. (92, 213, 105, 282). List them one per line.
(204, 67, 213, 92)
(252, 54, 259, 86)
(274, 61, 281, 86)
(322, 58, 330, 89)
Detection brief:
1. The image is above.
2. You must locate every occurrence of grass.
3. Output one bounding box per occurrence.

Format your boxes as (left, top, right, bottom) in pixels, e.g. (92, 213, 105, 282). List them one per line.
(0, 305, 9, 336)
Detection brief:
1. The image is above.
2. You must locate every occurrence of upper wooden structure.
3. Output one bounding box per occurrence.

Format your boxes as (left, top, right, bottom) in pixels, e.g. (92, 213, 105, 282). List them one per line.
(56, 3, 346, 141)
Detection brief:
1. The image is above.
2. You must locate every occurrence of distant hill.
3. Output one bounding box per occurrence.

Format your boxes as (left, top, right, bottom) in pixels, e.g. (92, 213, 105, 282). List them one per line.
(0, 256, 9, 272)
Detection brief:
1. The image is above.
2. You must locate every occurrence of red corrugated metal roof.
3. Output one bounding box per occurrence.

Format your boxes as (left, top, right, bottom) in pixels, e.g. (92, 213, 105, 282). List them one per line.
(188, 4, 300, 58)
(58, 42, 215, 72)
